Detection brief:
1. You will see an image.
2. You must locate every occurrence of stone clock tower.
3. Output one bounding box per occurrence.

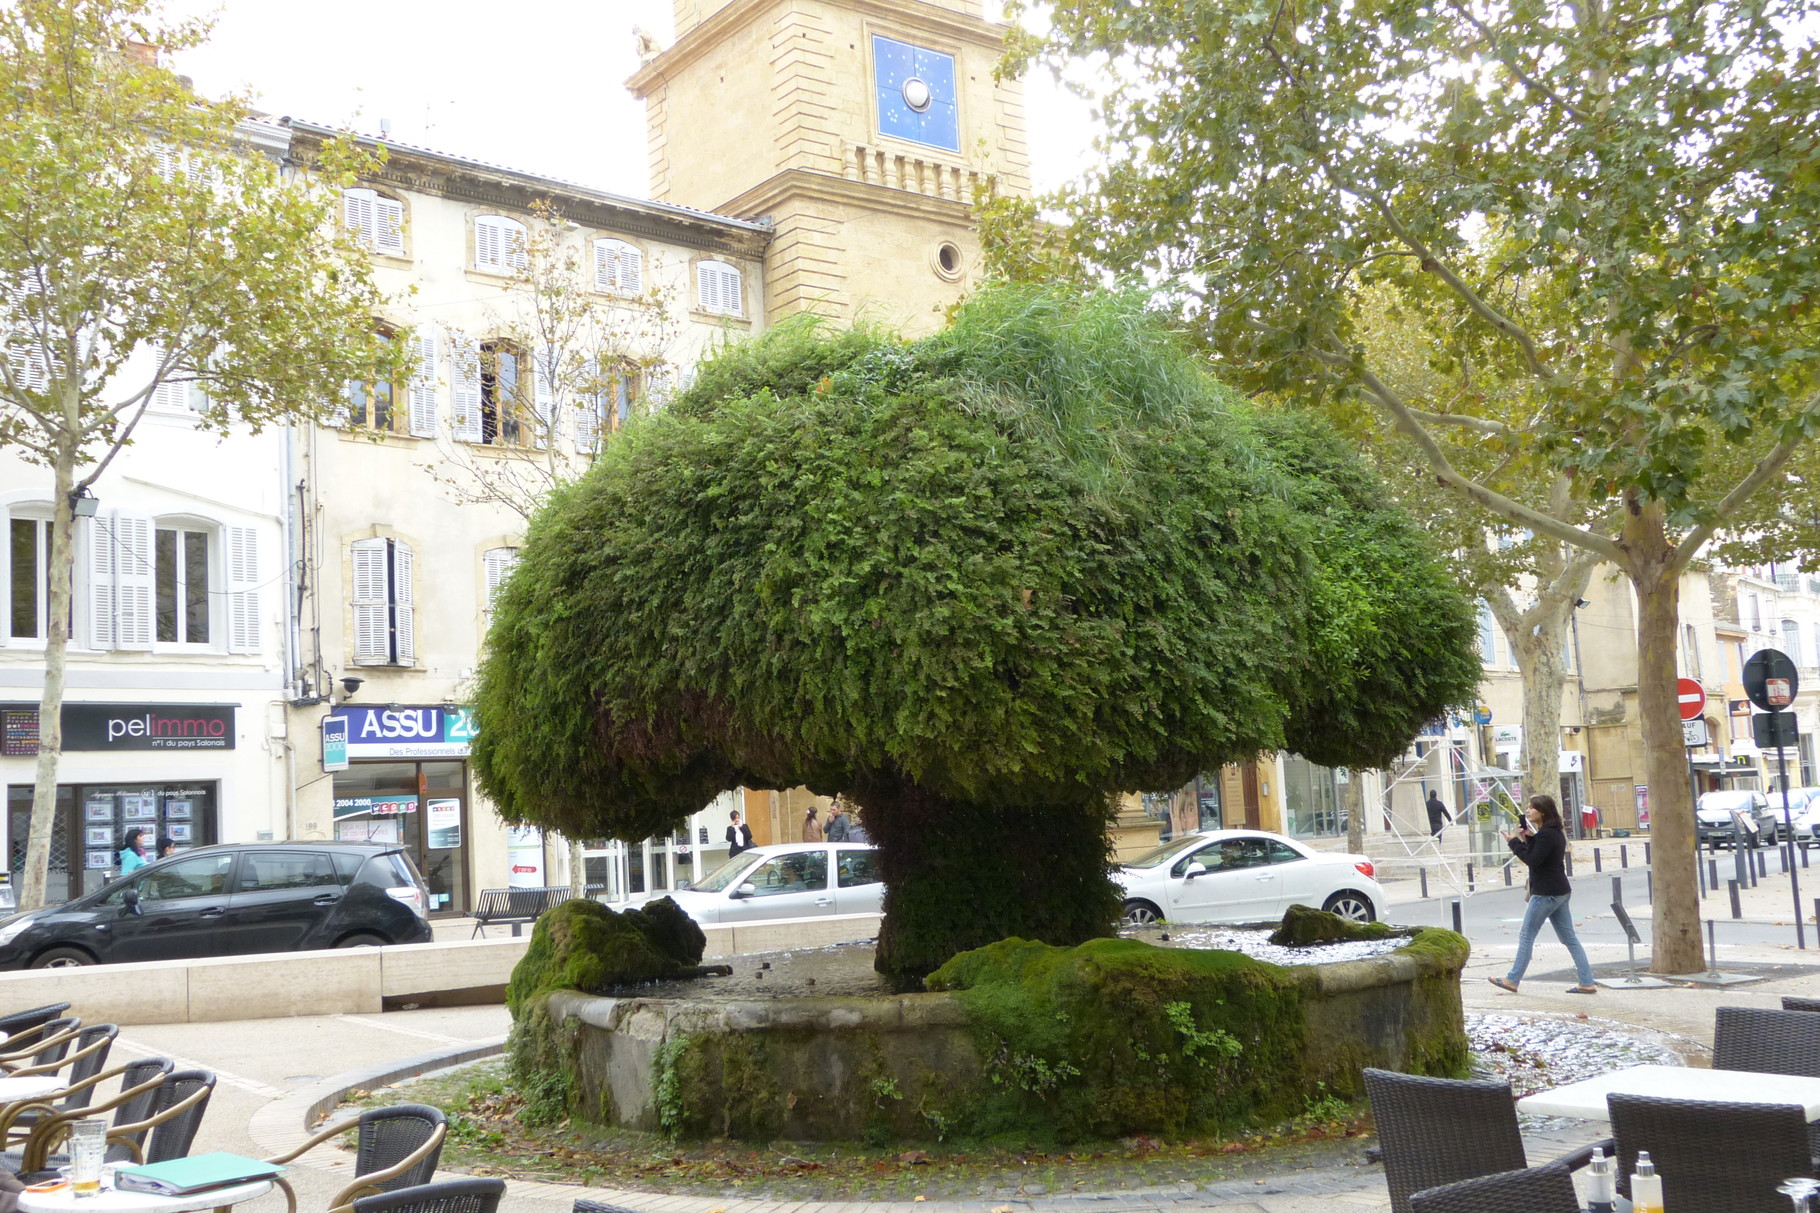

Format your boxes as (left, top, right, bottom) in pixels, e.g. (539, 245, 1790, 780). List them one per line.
(628, 0, 1030, 334)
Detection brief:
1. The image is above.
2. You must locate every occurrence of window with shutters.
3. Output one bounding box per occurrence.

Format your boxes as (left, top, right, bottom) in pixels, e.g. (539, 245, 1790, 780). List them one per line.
(154, 526, 210, 645)
(594, 239, 643, 296)
(343, 188, 406, 256)
(696, 260, 744, 317)
(79, 513, 258, 653)
(4, 508, 53, 642)
(350, 537, 415, 666)
(344, 329, 407, 434)
(576, 364, 640, 454)
(473, 215, 528, 274)
(143, 344, 202, 414)
(478, 341, 532, 447)
(483, 547, 519, 614)
(1785, 620, 1804, 667)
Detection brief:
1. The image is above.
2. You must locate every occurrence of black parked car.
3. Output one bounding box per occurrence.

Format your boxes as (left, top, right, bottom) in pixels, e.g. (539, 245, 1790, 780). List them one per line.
(0, 841, 433, 969)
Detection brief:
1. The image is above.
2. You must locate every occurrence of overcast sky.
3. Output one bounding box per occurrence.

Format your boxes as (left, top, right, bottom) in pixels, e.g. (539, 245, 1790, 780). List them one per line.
(162, 0, 1095, 204)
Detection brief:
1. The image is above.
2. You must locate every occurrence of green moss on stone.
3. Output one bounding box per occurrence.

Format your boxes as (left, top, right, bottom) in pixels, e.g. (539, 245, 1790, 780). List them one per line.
(1267, 903, 1394, 947)
(506, 897, 707, 1016)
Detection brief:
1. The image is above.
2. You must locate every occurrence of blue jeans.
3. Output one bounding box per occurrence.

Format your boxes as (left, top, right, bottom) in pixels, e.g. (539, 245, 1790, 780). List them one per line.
(1508, 893, 1596, 987)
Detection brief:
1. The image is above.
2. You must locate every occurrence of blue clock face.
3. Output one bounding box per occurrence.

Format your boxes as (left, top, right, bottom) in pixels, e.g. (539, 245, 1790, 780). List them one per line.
(873, 35, 959, 153)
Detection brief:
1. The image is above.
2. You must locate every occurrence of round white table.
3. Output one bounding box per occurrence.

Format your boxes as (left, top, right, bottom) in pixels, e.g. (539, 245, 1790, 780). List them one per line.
(18, 1178, 275, 1213)
(0, 1075, 64, 1103)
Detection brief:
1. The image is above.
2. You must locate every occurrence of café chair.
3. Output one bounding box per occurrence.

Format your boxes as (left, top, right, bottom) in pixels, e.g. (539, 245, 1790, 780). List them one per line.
(1364, 1068, 1610, 1213)
(345, 1177, 506, 1213)
(574, 1201, 641, 1213)
(9, 1057, 172, 1174)
(266, 1103, 447, 1213)
(0, 1016, 81, 1072)
(0, 1004, 71, 1044)
(1408, 1160, 1582, 1213)
(0, 1023, 118, 1141)
(1713, 1005, 1820, 1162)
(113, 1068, 217, 1165)
(1782, 996, 1820, 1014)
(1608, 1092, 1810, 1212)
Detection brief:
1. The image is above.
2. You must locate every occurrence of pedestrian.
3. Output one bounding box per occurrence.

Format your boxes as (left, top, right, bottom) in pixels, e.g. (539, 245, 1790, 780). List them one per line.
(1490, 793, 1597, 995)
(1425, 789, 1451, 837)
(826, 799, 851, 843)
(847, 812, 870, 844)
(726, 809, 754, 857)
(802, 804, 824, 843)
(156, 836, 178, 859)
(117, 828, 149, 874)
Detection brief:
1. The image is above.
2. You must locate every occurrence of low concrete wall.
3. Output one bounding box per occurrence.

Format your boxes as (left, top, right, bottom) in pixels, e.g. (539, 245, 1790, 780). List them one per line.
(0, 911, 882, 1024)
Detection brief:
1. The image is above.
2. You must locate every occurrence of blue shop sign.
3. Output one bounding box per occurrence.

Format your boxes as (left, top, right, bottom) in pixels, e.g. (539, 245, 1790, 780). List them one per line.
(329, 706, 478, 759)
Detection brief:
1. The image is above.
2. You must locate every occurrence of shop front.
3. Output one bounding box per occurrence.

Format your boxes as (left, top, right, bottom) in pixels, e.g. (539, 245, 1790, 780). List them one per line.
(1, 702, 233, 903)
(325, 706, 477, 915)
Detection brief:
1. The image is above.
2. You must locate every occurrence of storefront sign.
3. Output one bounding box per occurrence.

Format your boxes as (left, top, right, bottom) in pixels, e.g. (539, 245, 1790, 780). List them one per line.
(329, 706, 478, 758)
(0, 703, 236, 752)
(426, 798, 462, 849)
(332, 795, 418, 820)
(506, 824, 544, 887)
(321, 717, 349, 772)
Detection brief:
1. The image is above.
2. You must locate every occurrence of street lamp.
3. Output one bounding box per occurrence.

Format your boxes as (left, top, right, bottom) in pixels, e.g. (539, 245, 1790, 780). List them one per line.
(68, 486, 98, 518)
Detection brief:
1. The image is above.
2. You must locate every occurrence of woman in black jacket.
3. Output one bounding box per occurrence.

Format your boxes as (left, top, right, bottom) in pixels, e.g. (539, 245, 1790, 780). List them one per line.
(1489, 793, 1597, 995)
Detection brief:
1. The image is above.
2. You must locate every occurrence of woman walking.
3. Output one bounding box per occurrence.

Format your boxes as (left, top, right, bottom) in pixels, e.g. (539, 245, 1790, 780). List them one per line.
(117, 828, 149, 875)
(1490, 793, 1597, 995)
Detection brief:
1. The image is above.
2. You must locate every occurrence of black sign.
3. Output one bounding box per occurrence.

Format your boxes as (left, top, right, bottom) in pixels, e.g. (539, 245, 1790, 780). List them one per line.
(1744, 649, 1800, 711)
(1610, 901, 1642, 945)
(1755, 711, 1800, 749)
(0, 703, 236, 752)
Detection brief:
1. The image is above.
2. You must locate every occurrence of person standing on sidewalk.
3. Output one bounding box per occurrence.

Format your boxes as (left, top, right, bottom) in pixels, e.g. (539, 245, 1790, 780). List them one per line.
(802, 804, 824, 843)
(1490, 793, 1598, 995)
(1425, 790, 1451, 837)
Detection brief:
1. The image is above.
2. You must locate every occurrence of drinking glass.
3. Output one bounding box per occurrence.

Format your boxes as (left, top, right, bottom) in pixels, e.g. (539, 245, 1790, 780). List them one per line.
(68, 1118, 107, 1198)
(1778, 1178, 1820, 1212)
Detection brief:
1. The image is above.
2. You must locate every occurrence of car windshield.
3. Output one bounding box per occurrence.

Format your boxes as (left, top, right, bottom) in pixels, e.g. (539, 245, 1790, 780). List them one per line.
(692, 853, 763, 893)
(1122, 835, 1212, 869)
(1699, 792, 1758, 813)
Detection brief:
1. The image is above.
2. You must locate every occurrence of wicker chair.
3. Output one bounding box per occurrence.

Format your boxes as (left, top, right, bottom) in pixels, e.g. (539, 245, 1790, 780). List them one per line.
(1364, 1068, 1610, 1213)
(0, 1016, 80, 1072)
(1781, 996, 1820, 1014)
(9, 1056, 172, 1174)
(1408, 1161, 1582, 1213)
(0, 1004, 70, 1044)
(574, 1200, 641, 1213)
(347, 1177, 506, 1213)
(1608, 1092, 1811, 1212)
(1713, 1005, 1820, 1162)
(0, 1024, 118, 1143)
(123, 1068, 217, 1164)
(267, 1103, 447, 1213)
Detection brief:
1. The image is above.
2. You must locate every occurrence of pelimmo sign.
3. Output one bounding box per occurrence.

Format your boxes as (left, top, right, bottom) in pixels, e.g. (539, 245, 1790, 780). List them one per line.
(0, 703, 238, 751)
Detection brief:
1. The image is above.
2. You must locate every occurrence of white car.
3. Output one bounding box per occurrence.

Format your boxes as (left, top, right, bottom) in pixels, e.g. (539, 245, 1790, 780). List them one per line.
(1777, 788, 1820, 847)
(1114, 829, 1385, 926)
(619, 842, 884, 925)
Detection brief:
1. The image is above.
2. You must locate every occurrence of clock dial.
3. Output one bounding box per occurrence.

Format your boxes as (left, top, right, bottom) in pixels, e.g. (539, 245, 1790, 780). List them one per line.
(873, 35, 959, 152)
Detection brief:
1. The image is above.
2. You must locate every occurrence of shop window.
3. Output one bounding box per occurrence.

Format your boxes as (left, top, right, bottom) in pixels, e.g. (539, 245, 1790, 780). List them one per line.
(473, 215, 528, 274)
(696, 261, 744, 317)
(5, 510, 52, 642)
(350, 537, 415, 666)
(343, 188, 405, 256)
(8, 782, 219, 905)
(595, 238, 642, 295)
(1282, 753, 1343, 839)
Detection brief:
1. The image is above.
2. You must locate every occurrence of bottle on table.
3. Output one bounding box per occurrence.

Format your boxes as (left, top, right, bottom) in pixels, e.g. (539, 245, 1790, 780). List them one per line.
(1585, 1147, 1615, 1213)
(1631, 1150, 1664, 1213)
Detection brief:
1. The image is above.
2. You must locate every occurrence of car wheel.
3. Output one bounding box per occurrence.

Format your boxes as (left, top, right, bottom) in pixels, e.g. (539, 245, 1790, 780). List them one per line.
(1322, 891, 1376, 923)
(334, 933, 388, 948)
(1121, 900, 1164, 926)
(30, 947, 94, 969)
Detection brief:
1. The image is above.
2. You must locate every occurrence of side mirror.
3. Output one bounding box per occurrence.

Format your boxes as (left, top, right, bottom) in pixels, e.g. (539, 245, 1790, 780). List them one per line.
(731, 883, 757, 899)
(1183, 862, 1207, 881)
(122, 888, 142, 916)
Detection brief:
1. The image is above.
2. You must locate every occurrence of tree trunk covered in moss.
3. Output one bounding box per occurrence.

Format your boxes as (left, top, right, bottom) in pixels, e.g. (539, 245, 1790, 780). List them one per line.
(856, 781, 1122, 990)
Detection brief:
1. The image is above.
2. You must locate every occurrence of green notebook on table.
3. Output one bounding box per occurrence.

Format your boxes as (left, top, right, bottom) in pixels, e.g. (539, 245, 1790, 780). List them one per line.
(114, 1152, 285, 1196)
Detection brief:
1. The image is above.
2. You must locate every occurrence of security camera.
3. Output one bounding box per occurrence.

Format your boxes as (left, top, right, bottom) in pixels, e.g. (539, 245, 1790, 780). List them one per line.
(340, 676, 365, 697)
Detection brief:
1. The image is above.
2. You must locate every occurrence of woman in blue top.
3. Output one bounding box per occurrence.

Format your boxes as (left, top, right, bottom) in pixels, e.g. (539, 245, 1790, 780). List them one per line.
(117, 828, 149, 874)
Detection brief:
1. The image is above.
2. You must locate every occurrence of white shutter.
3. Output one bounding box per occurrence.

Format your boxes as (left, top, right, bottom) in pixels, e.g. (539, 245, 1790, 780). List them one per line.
(344, 189, 376, 247)
(408, 333, 439, 437)
(351, 539, 389, 665)
(575, 396, 601, 453)
(375, 197, 406, 256)
(226, 526, 260, 653)
(596, 240, 642, 294)
(483, 547, 519, 611)
(474, 217, 504, 271)
(698, 262, 742, 316)
(532, 346, 556, 449)
(112, 511, 155, 650)
(153, 142, 180, 180)
(392, 541, 415, 665)
(451, 338, 483, 441)
(87, 514, 115, 650)
(503, 219, 528, 271)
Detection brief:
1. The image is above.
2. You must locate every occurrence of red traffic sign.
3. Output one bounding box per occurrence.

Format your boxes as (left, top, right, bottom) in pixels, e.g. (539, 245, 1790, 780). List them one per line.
(1677, 678, 1707, 721)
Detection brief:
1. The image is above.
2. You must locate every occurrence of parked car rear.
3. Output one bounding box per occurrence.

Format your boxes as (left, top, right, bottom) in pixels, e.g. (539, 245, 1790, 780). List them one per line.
(1695, 790, 1778, 848)
(0, 841, 432, 969)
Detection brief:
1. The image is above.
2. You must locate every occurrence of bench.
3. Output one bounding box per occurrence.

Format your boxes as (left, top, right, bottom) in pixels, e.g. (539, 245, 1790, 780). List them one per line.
(470, 885, 575, 937)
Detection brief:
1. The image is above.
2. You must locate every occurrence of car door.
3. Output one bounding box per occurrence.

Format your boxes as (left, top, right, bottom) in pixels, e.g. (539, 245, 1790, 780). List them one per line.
(1165, 837, 1282, 923)
(229, 850, 348, 954)
(1267, 840, 1331, 914)
(833, 848, 884, 915)
(105, 852, 238, 962)
(721, 849, 836, 922)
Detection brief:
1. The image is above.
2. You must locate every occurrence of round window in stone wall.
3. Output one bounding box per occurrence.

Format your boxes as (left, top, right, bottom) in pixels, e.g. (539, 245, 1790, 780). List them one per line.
(933, 241, 964, 281)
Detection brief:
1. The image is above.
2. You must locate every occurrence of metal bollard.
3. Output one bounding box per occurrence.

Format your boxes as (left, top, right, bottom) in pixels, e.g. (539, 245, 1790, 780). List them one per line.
(1647, 870, 1653, 902)
(1466, 862, 1475, 892)
(1594, 848, 1603, 873)
(1730, 879, 1743, 919)
(1708, 918, 1719, 972)
(1806, 844, 1811, 870)
(1646, 842, 1652, 866)
(1420, 866, 1429, 899)
(1613, 875, 1623, 905)
(1709, 857, 1721, 890)
(1451, 898, 1463, 934)
(1622, 845, 1629, 868)
(1504, 862, 1512, 886)
(1566, 849, 1574, 877)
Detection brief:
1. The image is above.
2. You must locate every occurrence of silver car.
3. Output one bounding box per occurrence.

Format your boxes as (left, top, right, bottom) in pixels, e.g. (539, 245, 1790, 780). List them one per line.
(619, 842, 883, 925)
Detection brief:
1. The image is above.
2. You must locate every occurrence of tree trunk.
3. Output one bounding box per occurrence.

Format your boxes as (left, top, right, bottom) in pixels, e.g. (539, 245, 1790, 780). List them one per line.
(854, 781, 1122, 990)
(22, 451, 77, 911)
(1344, 771, 1364, 855)
(568, 836, 586, 898)
(1507, 613, 1570, 824)
(1625, 507, 1703, 973)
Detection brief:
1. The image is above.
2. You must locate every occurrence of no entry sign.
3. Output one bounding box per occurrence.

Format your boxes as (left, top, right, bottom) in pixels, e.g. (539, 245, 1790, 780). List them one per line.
(1676, 678, 1706, 721)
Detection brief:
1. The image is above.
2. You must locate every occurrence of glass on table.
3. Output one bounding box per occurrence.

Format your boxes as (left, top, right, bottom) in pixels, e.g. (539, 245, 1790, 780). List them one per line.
(1778, 1177, 1820, 1211)
(67, 1117, 107, 1198)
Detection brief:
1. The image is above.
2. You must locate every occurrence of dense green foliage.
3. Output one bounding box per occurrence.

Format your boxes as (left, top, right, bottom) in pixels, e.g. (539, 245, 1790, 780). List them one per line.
(505, 897, 706, 1016)
(473, 288, 1479, 981)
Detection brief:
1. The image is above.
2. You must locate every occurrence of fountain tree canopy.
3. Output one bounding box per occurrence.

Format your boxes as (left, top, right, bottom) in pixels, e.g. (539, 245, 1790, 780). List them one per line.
(470, 287, 1481, 983)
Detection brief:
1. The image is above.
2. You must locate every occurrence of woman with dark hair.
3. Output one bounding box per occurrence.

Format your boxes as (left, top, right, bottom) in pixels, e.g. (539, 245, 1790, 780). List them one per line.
(157, 836, 178, 859)
(117, 828, 149, 875)
(1489, 793, 1597, 995)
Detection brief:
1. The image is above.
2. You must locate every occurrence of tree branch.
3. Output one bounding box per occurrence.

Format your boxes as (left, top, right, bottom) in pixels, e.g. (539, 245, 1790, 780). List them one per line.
(1404, 406, 1515, 437)
(1677, 405, 1820, 571)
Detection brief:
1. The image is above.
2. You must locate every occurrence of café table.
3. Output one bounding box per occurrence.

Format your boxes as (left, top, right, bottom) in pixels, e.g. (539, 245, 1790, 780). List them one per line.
(0, 1075, 63, 1103)
(18, 1177, 275, 1213)
(1516, 1063, 1820, 1121)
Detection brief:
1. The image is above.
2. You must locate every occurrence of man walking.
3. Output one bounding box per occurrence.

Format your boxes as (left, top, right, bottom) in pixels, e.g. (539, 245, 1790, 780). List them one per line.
(827, 799, 851, 842)
(1425, 790, 1451, 838)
